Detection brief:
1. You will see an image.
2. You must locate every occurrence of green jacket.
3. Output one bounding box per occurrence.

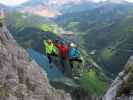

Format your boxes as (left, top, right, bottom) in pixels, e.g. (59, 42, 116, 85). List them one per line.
(43, 40, 56, 54)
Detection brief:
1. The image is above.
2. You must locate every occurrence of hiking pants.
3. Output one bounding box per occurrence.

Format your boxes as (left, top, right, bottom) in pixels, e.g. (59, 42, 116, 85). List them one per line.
(47, 53, 58, 64)
(69, 58, 82, 69)
(47, 54, 52, 64)
(60, 57, 66, 73)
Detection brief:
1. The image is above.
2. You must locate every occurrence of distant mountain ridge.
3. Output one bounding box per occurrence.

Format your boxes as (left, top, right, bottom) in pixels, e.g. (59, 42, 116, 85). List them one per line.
(0, 0, 132, 16)
(15, 0, 60, 18)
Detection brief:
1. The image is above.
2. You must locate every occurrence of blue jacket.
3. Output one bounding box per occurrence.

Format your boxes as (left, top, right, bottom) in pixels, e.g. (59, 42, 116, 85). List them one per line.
(69, 47, 80, 59)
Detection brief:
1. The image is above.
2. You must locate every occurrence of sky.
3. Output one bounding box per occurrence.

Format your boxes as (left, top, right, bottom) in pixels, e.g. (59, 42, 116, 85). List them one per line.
(0, 0, 29, 6)
(127, 0, 133, 2)
(0, 0, 133, 6)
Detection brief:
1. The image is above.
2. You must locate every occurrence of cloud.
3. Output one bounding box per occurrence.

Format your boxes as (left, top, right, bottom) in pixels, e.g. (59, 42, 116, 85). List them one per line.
(93, 0, 106, 2)
(0, 0, 29, 6)
(126, 0, 133, 2)
(0, 0, 132, 6)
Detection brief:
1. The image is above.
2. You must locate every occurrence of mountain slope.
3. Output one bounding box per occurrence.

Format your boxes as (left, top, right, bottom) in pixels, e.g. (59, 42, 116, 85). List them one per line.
(56, 3, 133, 76)
(0, 24, 71, 99)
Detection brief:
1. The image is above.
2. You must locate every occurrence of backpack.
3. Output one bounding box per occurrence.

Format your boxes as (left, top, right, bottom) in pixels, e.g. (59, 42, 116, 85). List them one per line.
(69, 47, 80, 59)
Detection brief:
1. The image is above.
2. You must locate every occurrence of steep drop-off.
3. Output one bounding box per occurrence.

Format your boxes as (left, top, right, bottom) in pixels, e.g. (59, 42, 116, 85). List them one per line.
(104, 56, 133, 100)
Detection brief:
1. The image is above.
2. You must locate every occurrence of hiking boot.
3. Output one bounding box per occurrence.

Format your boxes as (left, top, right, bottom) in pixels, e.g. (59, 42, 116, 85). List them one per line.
(73, 76, 80, 80)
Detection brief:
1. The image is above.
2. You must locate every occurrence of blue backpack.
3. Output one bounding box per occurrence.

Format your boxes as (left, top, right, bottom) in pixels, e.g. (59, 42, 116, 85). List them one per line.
(69, 47, 80, 59)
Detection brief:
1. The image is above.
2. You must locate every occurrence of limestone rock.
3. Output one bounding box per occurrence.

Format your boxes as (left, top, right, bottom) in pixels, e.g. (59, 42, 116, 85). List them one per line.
(104, 56, 133, 100)
(0, 26, 72, 100)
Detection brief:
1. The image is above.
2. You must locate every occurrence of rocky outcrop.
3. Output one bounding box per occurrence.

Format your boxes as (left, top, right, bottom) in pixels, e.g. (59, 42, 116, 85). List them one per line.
(0, 26, 72, 100)
(104, 56, 133, 100)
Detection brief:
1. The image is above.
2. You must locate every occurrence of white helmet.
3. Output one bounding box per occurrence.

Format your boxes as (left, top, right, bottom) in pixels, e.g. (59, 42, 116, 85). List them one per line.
(70, 43, 76, 47)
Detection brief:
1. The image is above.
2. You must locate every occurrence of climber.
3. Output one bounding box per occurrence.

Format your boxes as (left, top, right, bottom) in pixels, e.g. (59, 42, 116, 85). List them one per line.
(68, 42, 82, 69)
(55, 40, 69, 73)
(43, 39, 57, 68)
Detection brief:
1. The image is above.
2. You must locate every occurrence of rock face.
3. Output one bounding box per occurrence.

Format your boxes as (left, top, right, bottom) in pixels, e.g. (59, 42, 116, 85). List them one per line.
(104, 56, 133, 100)
(0, 26, 72, 100)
